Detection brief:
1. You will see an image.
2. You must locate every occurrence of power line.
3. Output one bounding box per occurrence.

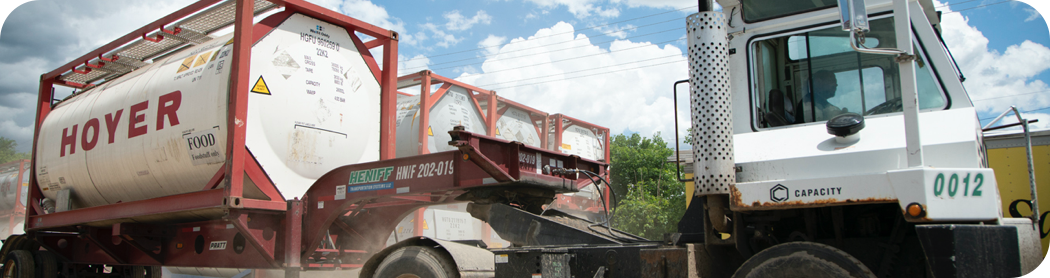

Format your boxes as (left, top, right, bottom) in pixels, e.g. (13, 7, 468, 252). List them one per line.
(403, 27, 684, 72)
(979, 106, 1050, 121)
(936, 0, 983, 8)
(971, 89, 1050, 102)
(462, 41, 684, 75)
(404, 20, 683, 71)
(399, 4, 698, 63)
(485, 58, 687, 91)
(942, 0, 1017, 14)
(477, 54, 684, 87)
(426, 37, 686, 73)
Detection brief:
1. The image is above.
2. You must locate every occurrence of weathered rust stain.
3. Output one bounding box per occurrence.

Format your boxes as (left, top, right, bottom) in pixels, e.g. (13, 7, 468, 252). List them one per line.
(730, 185, 744, 208)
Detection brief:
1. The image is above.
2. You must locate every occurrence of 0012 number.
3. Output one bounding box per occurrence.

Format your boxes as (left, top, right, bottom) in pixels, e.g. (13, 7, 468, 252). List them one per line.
(932, 173, 983, 197)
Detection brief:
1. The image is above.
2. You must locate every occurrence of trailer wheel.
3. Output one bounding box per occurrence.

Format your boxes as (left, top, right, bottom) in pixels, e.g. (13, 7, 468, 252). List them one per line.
(373, 246, 457, 278)
(32, 251, 58, 278)
(732, 242, 875, 278)
(128, 266, 161, 278)
(0, 235, 24, 262)
(2, 250, 35, 278)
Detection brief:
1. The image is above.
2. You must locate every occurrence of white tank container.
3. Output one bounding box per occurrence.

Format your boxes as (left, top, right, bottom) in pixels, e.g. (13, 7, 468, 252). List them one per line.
(0, 162, 27, 239)
(550, 123, 606, 161)
(0, 162, 28, 211)
(494, 106, 542, 148)
(0, 170, 16, 211)
(394, 85, 487, 157)
(34, 13, 382, 209)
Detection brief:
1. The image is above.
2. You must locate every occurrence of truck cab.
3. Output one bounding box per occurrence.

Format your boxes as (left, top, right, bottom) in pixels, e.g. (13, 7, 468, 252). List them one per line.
(678, 0, 1043, 276)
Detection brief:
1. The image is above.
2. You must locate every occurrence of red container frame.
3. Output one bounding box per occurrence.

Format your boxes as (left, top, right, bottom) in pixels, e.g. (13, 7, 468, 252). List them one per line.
(30, 0, 398, 227)
(547, 113, 612, 209)
(396, 71, 556, 242)
(22, 1, 613, 272)
(26, 0, 399, 271)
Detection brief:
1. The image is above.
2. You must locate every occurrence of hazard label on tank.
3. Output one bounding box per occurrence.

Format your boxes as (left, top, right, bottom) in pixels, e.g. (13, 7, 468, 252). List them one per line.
(193, 51, 213, 68)
(251, 76, 271, 95)
(177, 55, 195, 73)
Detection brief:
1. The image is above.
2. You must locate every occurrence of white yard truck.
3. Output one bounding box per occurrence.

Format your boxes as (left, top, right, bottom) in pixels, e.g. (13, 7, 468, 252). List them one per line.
(366, 0, 1045, 277)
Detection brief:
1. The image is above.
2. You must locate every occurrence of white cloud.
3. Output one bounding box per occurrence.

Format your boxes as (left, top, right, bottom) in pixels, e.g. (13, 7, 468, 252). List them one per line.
(445, 10, 493, 31)
(479, 35, 508, 58)
(325, 0, 407, 35)
(935, 1, 1050, 120)
(422, 23, 461, 48)
(594, 6, 620, 18)
(609, 0, 717, 11)
(456, 22, 688, 141)
(592, 24, 635, 39)
(0, 0, 197, 152)
(522, 0, 620, 18)
(1024, 8, 1041, 22)
(399, 54, 431, 76)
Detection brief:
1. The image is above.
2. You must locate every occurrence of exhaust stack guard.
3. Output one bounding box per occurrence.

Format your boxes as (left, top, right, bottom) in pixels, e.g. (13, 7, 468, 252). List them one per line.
(686, 11, 734, 196)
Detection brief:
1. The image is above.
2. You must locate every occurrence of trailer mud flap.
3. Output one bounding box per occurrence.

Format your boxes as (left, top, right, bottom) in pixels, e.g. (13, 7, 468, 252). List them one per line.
(915, 224, 1022, 278)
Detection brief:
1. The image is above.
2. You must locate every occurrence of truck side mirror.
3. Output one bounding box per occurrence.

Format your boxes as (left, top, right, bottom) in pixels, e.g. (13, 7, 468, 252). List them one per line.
(840, 0, 903, 55)
(839, 0, 870, 32)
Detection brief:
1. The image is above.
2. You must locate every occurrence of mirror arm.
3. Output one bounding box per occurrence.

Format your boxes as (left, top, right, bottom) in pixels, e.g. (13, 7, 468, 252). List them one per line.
(848, 28, 905, 56)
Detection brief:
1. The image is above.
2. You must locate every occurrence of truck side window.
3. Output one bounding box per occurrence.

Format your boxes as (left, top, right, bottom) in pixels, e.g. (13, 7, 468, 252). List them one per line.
(752, 17, 947, 127)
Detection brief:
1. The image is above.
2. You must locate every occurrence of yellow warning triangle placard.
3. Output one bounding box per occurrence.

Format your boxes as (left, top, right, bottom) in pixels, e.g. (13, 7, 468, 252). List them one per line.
(177, 55, 195, 73)
(193, 51, 213, 67)
(251, 76, 271, 95)
(427, 126, 434, 136)
(496, 128, 501, 136)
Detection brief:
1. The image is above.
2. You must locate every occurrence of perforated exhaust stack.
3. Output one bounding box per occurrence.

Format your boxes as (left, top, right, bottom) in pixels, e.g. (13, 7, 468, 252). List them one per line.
(687, 10, 734, 196)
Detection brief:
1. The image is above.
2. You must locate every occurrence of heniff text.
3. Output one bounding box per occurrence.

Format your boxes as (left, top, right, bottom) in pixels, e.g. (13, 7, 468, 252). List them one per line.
(348, 167, 394, 185)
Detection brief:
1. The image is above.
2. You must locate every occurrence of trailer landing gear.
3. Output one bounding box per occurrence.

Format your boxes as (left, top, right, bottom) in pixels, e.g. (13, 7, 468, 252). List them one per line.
(373, 246, 458, 278)
(732, 242, 875, 278)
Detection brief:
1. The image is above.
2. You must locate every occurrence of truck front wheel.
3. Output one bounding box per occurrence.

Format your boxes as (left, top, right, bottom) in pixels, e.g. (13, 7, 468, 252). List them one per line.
(373, 246, 458, 278)
(732, 242, 875, 278)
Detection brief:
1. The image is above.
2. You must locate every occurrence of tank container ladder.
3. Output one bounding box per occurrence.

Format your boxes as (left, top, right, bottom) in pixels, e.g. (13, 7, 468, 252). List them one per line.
(982, 106, 1040, 223)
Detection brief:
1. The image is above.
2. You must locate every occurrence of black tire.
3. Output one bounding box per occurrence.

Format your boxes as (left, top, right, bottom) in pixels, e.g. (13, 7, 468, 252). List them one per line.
(1, 250, 35, 278)
(6, 235, 38, 254)
(373, 246, 457, 278)
(128, 266, 162, 278)
(732, 242, 875, 278)
(32, 251, 59, 278)
(0, 235, 24, 262)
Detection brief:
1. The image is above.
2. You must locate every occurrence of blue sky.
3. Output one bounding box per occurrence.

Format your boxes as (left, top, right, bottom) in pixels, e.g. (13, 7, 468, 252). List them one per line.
(0, 0, 1047, 154)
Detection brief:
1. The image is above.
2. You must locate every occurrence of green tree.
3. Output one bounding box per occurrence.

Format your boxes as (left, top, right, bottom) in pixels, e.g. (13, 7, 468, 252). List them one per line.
(607, 133, 686, 240)
(0, 137, 30, 164)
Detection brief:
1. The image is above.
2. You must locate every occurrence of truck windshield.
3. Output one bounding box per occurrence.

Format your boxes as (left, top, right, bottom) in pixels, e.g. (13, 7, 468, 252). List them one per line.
(751, 17, 947, 127)
(741, 0, 837, 22)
